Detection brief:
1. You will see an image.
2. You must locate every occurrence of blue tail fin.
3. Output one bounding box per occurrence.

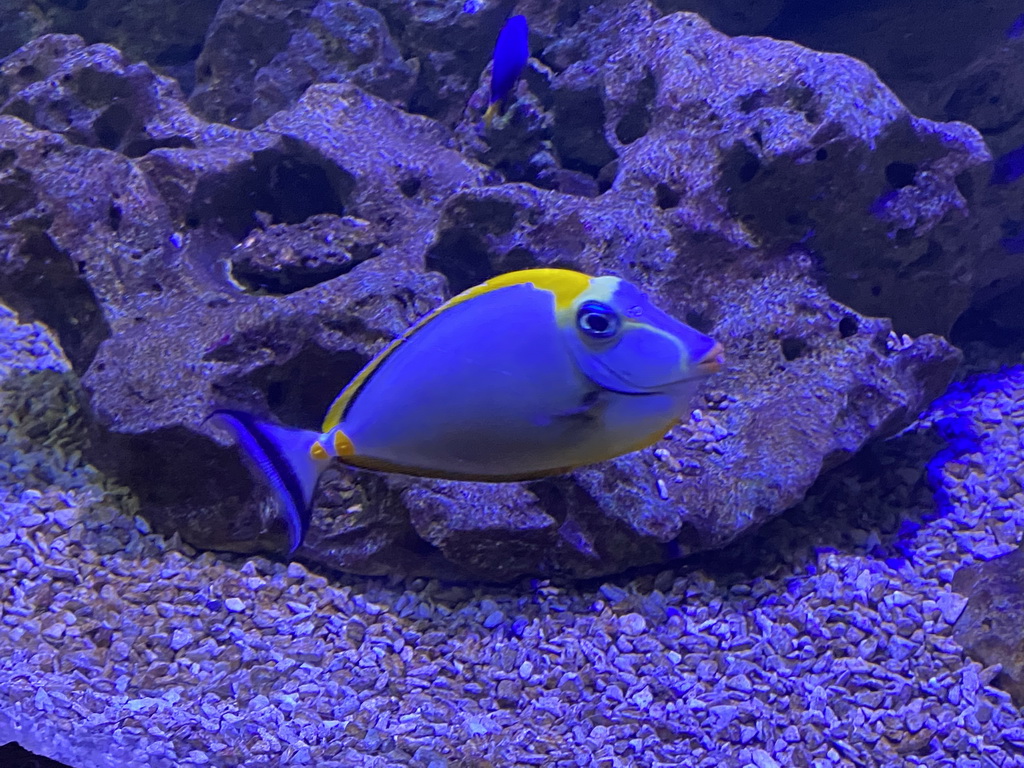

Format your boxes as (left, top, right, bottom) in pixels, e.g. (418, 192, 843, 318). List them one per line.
(211, 410, 328, 554)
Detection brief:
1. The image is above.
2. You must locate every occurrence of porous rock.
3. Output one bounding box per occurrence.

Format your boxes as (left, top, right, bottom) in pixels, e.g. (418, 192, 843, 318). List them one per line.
(0, 73, 479, 556)
(953, 543, 1024, 705)
(691, 0, 1024, 338)
(420, 183, 960, 575)
(925, 37, 1024, 335)
(0, 34, 233, 156)
(600, 14, 988, 338)
(0, 23, 977, 579)
(462, 8, 989, 337)
(189, 0, 418, 128)
(0, 0, 219, 86)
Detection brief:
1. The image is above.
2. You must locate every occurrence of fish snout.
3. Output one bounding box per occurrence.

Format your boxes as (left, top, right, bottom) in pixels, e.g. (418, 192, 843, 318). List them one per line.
(694, 341, 725, 375)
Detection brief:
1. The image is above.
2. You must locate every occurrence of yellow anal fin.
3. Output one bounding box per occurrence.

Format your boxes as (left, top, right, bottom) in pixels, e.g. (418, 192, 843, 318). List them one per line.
(333, 428, 355, 458)
(483, 101, 501, 129)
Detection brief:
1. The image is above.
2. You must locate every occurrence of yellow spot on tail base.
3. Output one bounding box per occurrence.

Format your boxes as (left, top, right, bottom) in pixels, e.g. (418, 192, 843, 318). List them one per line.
(484, 102, 500, 128)
(321, 269, 593, 432)
(310, 442, 328, 461)
(333, 428, 355, 457)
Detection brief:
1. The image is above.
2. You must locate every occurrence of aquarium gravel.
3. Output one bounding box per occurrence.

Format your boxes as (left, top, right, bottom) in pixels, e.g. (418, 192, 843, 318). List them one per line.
(3, 309, 1024, 767)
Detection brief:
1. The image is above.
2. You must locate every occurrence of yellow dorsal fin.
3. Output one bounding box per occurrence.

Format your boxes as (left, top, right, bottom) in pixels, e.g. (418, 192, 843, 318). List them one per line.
(320, 268, 592, 432)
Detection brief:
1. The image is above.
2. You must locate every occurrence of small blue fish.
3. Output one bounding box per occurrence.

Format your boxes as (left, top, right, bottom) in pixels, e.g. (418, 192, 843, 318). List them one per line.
(484, 15, 529, 127)
(990, 144, 1024, 186)
(1000, 234, 1024, 254)
(214, 269, 724, 553)
(1008, 13, 1024, 38)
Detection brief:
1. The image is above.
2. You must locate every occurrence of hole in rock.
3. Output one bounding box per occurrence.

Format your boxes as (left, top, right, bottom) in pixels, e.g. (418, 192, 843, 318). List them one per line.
(894, 228, 914, 246)
(94, 103, 132, 150)
(738, 155, 760, 183)
(238, 346, 370, 429)
(839, 315, 858, 338)
(154, 43, 203, 67)
(614, 73, 655, 145)
(0, 229, 110, 372)
(685, 310, 715, 335)
(399, 176, 422, 198)
(108, 203, 122, 231)
(188, 139, 355, 241)
(885, 161, 917, 188)
(552, 88, 617, 178)
(655, 183, 680, 210)
(426, 229, 495, 296)
(781, 336, 808, 361)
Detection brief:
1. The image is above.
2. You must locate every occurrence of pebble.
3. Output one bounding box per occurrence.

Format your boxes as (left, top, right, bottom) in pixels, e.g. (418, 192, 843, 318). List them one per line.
(224, 598, 245, 613)
(631, 687, 653, 710)
(599, 584, 628, 604)
(618, 613, 646, 635)
(169, 629, 192, 651)
(937, 592, 969, 625)
(751, 749, 780, 768)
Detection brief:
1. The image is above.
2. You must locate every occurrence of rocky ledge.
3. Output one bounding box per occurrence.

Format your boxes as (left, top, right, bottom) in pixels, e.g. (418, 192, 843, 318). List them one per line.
(0, 10, 996, 578)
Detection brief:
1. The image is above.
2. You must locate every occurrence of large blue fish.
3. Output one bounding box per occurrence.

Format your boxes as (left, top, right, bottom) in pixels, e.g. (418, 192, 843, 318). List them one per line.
(485, 15, 530, 126)
(215, 269, 724, 553)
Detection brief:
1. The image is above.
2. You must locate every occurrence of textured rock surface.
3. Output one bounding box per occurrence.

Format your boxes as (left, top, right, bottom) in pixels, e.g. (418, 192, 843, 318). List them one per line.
(190, 0, 418, 128)
(3, 0, 1020, 335)
(0, 19, 984, 578)
(0, 0, 219, 81)
(601, 14, 989, 338)
(3, 308, 1024, 766)
(695, 0, 1024, 337)
(0, 34, 236, 155)
(953, 546, 1024, 706)
(927, 36, 1024, 336)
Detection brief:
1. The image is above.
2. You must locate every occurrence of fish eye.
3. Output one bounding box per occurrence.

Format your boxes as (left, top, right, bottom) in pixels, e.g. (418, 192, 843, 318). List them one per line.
(576, 301, 620, 339)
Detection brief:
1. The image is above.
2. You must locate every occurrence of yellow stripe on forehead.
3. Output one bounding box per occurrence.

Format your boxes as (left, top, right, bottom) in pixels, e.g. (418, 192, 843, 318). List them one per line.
(452, 268, 593, 312)
(320, 269, 594, 432)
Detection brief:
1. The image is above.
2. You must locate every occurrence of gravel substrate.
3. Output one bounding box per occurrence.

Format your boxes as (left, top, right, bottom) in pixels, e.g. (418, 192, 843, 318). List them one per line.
(2, 304, 1024, 768)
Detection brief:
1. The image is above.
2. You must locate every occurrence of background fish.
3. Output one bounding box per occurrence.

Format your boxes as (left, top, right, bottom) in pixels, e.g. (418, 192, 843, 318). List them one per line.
(214, 268, 724, 553)
(484, 14, 530, 126)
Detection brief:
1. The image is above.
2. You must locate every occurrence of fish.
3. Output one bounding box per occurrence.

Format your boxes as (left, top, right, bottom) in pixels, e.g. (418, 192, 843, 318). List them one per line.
(213, 268, 725, 553)
(1008, 13, 1024, 38)
(484, 15, 530, 127)
(990, 144, 1024, 186)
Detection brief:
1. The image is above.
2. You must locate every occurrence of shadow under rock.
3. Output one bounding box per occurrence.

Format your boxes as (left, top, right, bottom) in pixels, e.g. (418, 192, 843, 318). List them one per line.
(585, 422, 948, 596)
(0, 742, 71, 768)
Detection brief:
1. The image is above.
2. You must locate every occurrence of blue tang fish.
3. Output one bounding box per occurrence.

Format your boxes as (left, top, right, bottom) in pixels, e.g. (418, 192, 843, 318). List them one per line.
(990, 144, 1024, 186)
(215, 269, 724, 553)
(485, 15, 529, 127)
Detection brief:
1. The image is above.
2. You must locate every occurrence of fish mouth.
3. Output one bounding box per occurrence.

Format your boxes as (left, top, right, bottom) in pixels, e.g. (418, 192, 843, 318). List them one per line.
(694, 342, 725, 376)
(587, 340, 726, 394)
